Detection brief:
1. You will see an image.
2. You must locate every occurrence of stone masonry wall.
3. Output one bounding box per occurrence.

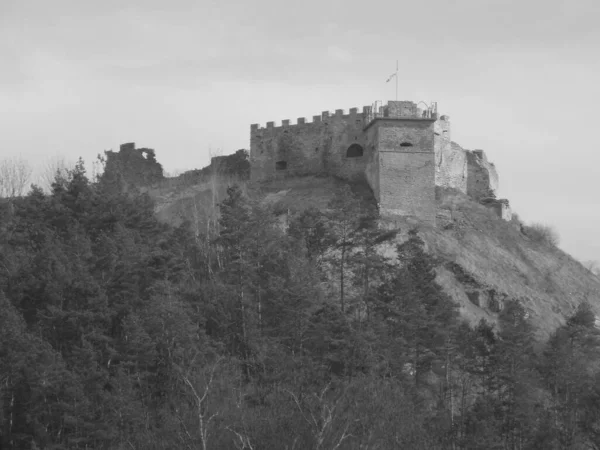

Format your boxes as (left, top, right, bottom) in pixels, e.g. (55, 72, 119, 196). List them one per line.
(466, 150, 499, 200)
(250, 107, 370, 182)
(375, 120, 436, 223)
(103, 143, 164, 190)
(434, 116, 468, 193)
(481, 198, 512, 221)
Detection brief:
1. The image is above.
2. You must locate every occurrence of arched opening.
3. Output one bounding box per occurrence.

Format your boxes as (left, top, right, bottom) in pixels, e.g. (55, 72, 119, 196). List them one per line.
(275, 161, 287, 170)
(400, 142, 413, 147)
(346, 143, 364, 158)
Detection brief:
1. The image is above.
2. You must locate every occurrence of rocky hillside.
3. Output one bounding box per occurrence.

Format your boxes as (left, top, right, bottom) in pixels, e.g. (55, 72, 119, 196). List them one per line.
(143, 171, 599, 340)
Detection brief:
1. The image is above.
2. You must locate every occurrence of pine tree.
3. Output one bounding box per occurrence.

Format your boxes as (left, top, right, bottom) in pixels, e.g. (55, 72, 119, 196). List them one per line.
(376, 229, 459, 386)
(324, 186, 364, 312)
(542, 302, 600, 448)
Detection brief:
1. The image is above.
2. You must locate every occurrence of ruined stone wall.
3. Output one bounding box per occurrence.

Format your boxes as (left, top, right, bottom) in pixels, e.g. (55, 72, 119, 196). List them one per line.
(374, 120, 436, 223)
(481, 198, 512, 221)
(434, 116, 468, 193)
(250, 107, 370, 182)
(500, 202, 512, 221)
(466, 150, 499, 200)
(103, 143, 164, 189)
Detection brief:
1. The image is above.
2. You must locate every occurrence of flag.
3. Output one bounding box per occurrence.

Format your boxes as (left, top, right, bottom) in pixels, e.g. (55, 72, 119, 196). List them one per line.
(386, 73, 397, 83)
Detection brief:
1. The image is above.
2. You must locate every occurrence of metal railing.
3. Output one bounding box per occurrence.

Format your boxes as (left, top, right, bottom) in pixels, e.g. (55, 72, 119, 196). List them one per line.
(365, 101, 437, 124)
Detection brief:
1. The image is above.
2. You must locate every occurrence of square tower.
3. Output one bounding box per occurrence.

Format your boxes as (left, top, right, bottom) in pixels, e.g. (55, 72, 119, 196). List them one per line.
(364, 101, 437, 224)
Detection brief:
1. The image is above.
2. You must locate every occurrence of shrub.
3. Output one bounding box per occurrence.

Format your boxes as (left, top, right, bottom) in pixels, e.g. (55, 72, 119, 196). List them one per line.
(524, 222, 560, 247)
(511, 212, 523, 226)
(583, 260, 600, 277)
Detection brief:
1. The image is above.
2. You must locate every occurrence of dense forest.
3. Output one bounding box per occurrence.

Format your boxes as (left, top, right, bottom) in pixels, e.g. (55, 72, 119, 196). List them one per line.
(1, 159, 600, 450)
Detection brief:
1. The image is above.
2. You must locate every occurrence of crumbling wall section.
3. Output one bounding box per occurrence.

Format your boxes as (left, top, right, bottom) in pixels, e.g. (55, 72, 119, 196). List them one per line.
(481, 198, 512, 221)
(103, 142, 164, 189)
(250, 107, 370, 182)
(466, 150, 499, 201)
(434, 115, 468, 193)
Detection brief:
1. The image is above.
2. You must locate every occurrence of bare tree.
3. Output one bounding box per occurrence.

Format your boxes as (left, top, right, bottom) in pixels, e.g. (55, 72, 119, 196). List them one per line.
(90, 154, 105, 182)
(285, 383, 354, 450)
(0, 156, 33, 198)
(37, 155, 71, 193)
(226, 383, 255, 450)
(178, 356, 224, 450)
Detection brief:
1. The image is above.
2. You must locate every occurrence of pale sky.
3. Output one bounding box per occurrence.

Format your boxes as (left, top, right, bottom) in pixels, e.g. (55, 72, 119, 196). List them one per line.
(1, 0, 599, 264)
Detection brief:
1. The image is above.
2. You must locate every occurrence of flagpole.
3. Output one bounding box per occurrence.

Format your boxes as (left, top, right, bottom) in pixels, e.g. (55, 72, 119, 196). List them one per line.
(395, 60, 398, 101)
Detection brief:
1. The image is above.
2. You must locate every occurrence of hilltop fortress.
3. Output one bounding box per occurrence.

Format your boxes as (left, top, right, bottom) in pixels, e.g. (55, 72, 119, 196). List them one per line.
(250, 100, 511, 223)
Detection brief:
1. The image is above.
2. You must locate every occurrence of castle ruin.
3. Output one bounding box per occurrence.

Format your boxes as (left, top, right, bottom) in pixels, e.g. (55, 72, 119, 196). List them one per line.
(102, 143, 164, 189)
(250, 100, 511, 223)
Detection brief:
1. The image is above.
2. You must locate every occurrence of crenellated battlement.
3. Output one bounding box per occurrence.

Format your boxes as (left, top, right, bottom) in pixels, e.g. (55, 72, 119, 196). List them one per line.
(251, 106, 371, 132)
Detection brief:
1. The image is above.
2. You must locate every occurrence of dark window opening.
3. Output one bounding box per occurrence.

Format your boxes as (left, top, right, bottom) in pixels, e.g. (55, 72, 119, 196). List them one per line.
(400, 142, 413, 147)
(346, 143, 364, 157)
(275, 161, 287, 170)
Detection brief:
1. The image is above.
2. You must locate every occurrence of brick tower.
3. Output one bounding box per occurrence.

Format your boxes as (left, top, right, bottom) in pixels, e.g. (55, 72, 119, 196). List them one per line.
(363, 100, 437, 224)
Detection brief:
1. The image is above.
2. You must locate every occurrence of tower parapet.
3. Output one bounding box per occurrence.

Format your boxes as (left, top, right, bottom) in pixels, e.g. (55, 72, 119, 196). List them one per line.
(365, 100, 438, 128)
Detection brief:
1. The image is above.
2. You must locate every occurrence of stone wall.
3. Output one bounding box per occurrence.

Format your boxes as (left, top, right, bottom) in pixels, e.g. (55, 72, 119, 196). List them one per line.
(481, 198, 512, 221)
(466, 150, 499, 200)
(250, 107, 370, 182)
(364, 124, 380, 202)
(103, 143, 164, 189)
(384, 100, 418, 117)
(374, 120, 436, 223)
(433, 115, 468, 193)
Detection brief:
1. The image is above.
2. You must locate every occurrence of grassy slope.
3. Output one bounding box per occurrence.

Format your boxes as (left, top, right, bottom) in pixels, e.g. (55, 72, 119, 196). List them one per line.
(148, 174, 600, 339)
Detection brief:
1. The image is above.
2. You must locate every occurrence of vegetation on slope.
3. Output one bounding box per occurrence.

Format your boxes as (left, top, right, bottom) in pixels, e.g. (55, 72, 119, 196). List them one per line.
(425, 187, 600, 338)
(1, 160, 600, 449)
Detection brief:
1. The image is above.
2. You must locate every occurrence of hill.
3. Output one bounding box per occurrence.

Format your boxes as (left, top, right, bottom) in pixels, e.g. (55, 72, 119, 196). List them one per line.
(3, 154, 600, 449)
(143, 168, 600, 340)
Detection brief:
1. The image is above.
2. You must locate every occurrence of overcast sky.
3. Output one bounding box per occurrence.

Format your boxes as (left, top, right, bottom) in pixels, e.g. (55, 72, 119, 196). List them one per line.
(1, 0, 599, 264)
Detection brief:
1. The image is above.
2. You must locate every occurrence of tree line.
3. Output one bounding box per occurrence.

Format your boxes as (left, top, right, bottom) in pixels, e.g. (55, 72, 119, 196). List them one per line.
(1, 160, 600, 449)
